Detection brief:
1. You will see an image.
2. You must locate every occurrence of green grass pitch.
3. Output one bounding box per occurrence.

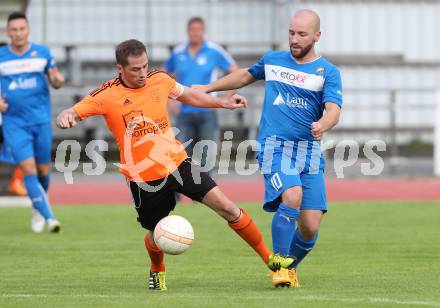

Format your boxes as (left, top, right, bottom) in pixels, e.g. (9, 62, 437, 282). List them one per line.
(1, 201, 439, 307)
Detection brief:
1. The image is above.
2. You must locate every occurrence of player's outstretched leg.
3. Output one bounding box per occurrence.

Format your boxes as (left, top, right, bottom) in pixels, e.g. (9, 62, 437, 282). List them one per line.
(144, 233, 167, 291)
(202, 187, 294, 271)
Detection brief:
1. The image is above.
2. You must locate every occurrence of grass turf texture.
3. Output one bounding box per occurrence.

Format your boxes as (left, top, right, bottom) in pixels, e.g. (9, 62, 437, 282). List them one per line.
(0, 201, 439, 307)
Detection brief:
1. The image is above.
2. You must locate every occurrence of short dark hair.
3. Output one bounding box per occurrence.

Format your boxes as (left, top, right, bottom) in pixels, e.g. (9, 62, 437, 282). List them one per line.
(187, 16, 205, 29)
(115, 39, 147, 66)
(8, 12, 27, 24)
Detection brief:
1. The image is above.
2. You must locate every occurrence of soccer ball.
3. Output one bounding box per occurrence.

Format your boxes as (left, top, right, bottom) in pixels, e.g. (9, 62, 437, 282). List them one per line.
(153, 215, 194, 255)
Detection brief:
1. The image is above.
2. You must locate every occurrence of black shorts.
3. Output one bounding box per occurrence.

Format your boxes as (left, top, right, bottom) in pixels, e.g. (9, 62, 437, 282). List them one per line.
(128, 158, 217, 230)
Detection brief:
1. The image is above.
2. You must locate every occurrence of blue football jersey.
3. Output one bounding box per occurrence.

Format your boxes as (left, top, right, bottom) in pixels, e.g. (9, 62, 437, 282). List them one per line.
(248, 51, 343, 171)
(0, 43, 57, 127)
(165, 40, 235, 113)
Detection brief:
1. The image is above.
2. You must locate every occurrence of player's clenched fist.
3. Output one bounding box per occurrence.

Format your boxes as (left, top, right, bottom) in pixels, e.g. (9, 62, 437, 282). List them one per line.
(311, 121, 323, 141)
(221, 94, 248, 110)
(56, 108, 78, 129)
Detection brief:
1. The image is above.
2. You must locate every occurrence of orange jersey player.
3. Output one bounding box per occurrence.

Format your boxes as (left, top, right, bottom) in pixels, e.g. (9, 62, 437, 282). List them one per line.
(56, 39, 293, 291)
(73, 71, 187, 182)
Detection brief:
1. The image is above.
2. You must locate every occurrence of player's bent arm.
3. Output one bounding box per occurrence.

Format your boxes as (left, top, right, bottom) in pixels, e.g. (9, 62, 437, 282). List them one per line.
(319, 102, 341, 133)
(56, 107, 81, 129)
(200, 68, 256, 93)
(176, 87, 247, 110)
(47, 68, 65, 89)
(311, 102, 341, 141)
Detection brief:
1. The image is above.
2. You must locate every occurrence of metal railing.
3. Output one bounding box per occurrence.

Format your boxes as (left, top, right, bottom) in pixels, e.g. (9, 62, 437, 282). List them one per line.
(51, 86, 437, 147)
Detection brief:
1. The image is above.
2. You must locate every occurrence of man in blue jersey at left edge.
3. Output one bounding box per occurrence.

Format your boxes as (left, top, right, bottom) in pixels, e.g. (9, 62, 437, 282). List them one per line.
(0, 12, 65, 233)
(0, 39, 27, 197)
(195, 9, 342, 288)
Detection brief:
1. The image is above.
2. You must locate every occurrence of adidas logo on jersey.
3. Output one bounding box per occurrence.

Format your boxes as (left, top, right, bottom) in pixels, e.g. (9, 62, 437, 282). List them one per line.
(123, 98, 132, 105)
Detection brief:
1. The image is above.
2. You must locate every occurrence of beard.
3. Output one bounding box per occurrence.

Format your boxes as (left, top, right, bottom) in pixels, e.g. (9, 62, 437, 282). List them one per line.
(290, 42, 314, 60)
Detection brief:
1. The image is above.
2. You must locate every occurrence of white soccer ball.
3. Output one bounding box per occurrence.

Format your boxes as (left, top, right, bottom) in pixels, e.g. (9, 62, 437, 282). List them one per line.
(153, 215, 194, 255)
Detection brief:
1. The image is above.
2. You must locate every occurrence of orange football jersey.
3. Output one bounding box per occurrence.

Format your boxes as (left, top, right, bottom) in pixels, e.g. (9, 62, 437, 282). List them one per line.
(73, 71, 187, 182)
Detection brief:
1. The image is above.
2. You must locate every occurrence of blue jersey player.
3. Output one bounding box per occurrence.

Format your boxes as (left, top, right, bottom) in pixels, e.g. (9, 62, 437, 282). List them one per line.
(164, 17, 238, 169)
(0, 39, 27, 197)
(195, 9, 342, 287)
(0, 12, 65, 233)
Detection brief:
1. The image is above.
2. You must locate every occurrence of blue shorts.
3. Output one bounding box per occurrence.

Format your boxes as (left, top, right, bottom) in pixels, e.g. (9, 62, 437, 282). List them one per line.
(0, 143, 16, 164)
(2, 122, 52, 164)
(259, 154, 327, 213)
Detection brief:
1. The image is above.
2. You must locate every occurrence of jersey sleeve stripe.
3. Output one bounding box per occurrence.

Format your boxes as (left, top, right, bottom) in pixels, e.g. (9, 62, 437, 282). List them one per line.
(169, 83, 184, 99)
(89, 78, 120, 97)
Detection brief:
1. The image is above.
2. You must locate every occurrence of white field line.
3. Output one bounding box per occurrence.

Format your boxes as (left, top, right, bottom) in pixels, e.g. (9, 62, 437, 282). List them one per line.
(0, 294, 439, 306)
(0, 197, 31, 207)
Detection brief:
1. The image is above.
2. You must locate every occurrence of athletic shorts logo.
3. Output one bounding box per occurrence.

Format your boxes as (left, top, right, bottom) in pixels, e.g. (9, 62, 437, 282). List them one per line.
(270, 173, 283, 191)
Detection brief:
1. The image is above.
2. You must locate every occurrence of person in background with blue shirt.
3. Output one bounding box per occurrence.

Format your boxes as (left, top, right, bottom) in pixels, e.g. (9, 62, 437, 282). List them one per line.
(0, 12, 64, 233)
(164, 17, 238, 170)
(194, 9, 342, 288)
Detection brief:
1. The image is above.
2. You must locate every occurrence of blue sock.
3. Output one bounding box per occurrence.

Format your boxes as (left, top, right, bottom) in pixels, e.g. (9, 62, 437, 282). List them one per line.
(38, 174, 50, 192)
(289, 229, 318, 268)
(271, 203, 300, 255)
(24, 174, 54, 220)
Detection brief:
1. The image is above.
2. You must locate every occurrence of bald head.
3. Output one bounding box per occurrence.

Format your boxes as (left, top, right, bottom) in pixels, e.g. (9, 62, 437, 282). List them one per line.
(291, 9, 320, 32)
(288, 9, 321, 61)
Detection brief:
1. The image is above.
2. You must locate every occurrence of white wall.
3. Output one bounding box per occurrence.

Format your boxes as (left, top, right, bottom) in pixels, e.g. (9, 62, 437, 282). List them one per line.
(298, 0, 440, 62)
(27, 0, 440, 62)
